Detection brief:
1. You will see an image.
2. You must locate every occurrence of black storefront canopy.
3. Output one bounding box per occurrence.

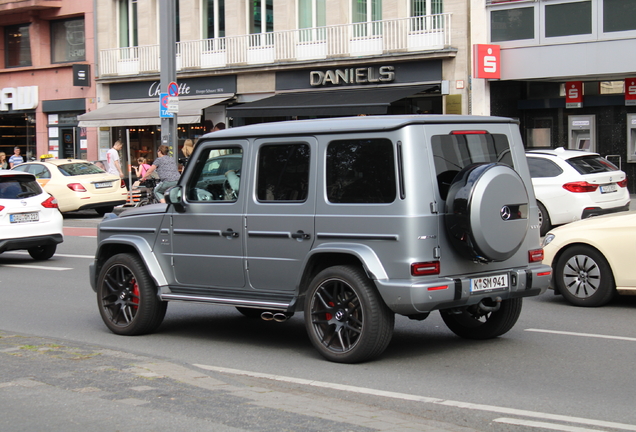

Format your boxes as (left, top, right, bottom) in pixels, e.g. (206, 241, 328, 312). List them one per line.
(227, 85, 436, 118)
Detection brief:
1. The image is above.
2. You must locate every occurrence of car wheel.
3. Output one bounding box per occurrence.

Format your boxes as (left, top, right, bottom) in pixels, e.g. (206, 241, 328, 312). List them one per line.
(440, 298, 522, 339)
(96, 206, 115, 216)
(28, 244, 56, 260)
(304, 265, 394, 363)
(537, 201, 552, 237)
(554, 245, 615, 307)
(444, 163, 529, 262)
(97, 253, 167, 335)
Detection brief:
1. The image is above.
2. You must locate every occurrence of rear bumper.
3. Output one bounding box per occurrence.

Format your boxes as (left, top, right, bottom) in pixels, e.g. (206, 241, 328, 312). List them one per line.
(76, 199, 126, 212)
(375, 264, 552, 316)
(581, 202, 630, 219)
(0, 233, 63, 253)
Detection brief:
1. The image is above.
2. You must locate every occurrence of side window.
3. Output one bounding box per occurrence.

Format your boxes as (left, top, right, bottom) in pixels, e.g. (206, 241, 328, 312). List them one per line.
(257, 143, 310, 202)
(527, 157, 563, 178)
(31, 164, 52, 179)
(326, 139, 396, 204)
(187, 147, 243, 202)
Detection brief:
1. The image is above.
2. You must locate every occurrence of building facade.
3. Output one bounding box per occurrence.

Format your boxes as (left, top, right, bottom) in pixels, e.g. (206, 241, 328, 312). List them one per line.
(0, 0, 96, 161)
(80, 0, 477, 166)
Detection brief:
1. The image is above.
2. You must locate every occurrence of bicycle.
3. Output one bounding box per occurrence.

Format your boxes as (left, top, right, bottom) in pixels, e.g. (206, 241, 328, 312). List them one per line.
(133, 178, 160, 207)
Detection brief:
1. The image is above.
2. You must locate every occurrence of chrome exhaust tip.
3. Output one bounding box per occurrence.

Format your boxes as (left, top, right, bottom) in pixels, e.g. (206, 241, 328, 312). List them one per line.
(260, 311, 274, 321)
(273, 313, 289, 322)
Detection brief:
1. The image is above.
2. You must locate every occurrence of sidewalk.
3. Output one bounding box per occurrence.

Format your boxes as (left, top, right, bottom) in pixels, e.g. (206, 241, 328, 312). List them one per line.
(0, 331, 474, 432)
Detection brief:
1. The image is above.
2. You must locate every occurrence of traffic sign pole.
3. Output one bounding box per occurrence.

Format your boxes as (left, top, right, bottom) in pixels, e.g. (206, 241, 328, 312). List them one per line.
(160, 0, 178, 166)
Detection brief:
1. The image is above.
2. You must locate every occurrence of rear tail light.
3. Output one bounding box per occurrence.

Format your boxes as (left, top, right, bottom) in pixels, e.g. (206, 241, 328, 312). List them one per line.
(528, 249, 544, 263)
(41, 196, 59, 208)
(562, 181, 598, 193)
(618, 177, 628, 188)
(411, 261, 440, 276)
(67, 183, 87, 192)
(0, 205, 4, 212)
(120, 179, 126, 188)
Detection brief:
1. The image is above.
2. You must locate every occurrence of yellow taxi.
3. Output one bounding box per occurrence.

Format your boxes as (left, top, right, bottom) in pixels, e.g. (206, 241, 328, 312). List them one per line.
(11, 156, 128, 215)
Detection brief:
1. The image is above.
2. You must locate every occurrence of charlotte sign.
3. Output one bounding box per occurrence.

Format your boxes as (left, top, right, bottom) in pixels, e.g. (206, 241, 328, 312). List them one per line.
(626, 78, 636, 106)
(473, 44, 500, 80)
(565, 81, 583, 108)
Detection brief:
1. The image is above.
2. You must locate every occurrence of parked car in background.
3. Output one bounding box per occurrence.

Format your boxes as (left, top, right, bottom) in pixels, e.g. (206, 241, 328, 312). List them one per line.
(543, 211, 636, 307)
(0, 171, 63, 260)
(526, 148, 630, 236)
(12, 157, 128, 215)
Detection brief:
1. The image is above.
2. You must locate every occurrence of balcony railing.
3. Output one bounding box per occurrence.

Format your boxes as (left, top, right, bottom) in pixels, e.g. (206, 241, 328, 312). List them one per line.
(99, 13, 451, 77)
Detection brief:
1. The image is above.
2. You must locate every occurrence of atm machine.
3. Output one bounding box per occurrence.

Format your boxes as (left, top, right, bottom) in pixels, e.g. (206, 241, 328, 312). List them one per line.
(627, 114, 636, 162)
(568, 115, 596, 152)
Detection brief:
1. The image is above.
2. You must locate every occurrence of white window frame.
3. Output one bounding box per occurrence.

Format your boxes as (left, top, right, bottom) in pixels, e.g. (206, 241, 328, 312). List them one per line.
(118, 0, 138, 48)
(488, 2, 539, 48)
(598, 0, 636, 41)
(540, 0, 596, 44)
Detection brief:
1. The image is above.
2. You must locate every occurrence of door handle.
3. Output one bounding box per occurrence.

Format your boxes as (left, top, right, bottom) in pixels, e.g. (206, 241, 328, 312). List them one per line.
(291, 231, 311, 240)
(222, 229, 239, 238)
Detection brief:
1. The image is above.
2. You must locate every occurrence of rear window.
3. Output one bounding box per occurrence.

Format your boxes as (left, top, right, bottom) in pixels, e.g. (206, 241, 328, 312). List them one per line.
(432, 133, 513, 199)
(567, 155, 619, 174)
(0, 176, 42, 199)
(58, 162, 106, 176)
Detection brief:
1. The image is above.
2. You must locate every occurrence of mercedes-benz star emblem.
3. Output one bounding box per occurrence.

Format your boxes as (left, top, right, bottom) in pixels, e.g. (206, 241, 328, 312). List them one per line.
(500, 205, 512, 221)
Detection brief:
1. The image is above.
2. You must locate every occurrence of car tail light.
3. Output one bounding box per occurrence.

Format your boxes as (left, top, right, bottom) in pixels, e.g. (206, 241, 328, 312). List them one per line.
(0, 205, 4, 212)
(41, 196, 59, 208)
(67, 183, 87, 192)
(120, 179, 126, 188)
(451, 130, 487, 135)
(618, 177, 628, 188)
(411, 261, 440, 276)
(528, 249, 544, 263)
(562, 181, 598, 193)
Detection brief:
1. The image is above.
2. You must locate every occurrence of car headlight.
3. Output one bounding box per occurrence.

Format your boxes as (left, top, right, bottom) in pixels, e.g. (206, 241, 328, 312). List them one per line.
(542, 233, 555, 248)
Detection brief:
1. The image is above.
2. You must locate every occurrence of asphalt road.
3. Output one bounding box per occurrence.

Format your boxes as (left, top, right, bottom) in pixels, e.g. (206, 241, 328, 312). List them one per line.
(1, 207, 635, 432)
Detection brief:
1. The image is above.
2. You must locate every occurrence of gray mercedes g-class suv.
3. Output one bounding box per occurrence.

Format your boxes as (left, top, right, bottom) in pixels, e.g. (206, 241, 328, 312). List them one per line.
(90, 115, 551, 363)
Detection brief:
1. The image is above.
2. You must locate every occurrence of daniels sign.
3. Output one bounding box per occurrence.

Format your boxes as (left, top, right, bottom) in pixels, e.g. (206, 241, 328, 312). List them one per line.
(310, 66, 395, 86)
(473, 44, 500, 80)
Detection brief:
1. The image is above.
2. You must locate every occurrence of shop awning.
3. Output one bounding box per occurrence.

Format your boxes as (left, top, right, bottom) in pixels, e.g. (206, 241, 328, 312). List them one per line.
(78, 95, 233, 127)
(226, 85, 437, 118)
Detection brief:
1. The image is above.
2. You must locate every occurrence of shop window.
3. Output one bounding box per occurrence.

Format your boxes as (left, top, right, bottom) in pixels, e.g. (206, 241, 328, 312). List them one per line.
(298, 0, 326, 41)
(203, 0, 225, 39)
(545, 1, 591, 38)
(119, 0, 138, 48)
(327, 139, 396, 204)
(603, 0, 636, 33)
(352, 0, 382, 37)
(5, 24, 32, 67)
(257, 144, 310, 202)
(51, 18, 86, 63)
(490, 7, 534, 42)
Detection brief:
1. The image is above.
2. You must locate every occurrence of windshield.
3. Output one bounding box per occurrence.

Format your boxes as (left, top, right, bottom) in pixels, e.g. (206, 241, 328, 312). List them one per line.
(567, 155, 619, 174)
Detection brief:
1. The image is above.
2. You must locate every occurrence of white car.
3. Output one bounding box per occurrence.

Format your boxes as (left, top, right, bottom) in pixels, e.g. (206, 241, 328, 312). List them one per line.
(543, 211, 636, 307)
(0, 171, 63, 260)
(526, 148, 630, 236)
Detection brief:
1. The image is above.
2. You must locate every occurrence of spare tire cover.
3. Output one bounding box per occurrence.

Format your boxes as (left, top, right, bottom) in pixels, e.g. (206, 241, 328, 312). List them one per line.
(444, 163, 529, 262)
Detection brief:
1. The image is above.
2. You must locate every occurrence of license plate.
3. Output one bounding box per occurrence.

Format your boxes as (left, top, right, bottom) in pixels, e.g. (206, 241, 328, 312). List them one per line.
(94, 182, 112, 189)
(470, 274, 509, 293)
(600, 184, 617, 194)
(10, 212, 39, 223)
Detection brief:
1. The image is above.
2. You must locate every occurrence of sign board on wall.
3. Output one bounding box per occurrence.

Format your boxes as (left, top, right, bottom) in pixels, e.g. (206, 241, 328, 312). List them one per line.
(626, 78, 636, 106)
(445, 94, 462, 114)
(473, 45, 501, 80)
(565, 81, 583, 108)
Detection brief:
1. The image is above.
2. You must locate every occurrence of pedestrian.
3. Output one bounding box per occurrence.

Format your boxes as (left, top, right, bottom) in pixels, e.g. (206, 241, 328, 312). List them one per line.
(182, 139, 194, 159)
(134, 157, 152, 183)
(212, 122, 226, 132)
(106, 140, 124, 178)
(0, 152, 7, 169)
(138, 144, 180, 203)
(9, 147, 24, 168)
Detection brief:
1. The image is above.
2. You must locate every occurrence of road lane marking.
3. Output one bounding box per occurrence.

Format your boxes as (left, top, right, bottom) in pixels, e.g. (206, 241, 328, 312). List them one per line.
(1, 264, 72, 271)
(494, 418, 603, 431)
(526, 328, 636, 342)
(193, 364, 636, 432)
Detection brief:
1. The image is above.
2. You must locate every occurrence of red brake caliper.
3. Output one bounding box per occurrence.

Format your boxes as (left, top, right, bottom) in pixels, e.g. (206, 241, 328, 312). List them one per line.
(325, 301, 335, 321)
(131, 279, 140, 310)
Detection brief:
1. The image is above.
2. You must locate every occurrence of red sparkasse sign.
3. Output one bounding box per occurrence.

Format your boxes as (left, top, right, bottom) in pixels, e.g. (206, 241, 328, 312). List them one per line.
(565, 81, 583, 108)
(625, 78, 636, 106)
(473, 44, 501, 80)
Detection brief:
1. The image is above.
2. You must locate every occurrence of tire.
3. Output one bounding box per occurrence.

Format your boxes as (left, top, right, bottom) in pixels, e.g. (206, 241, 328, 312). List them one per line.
(553, 245, 615, 307)
(96, 206, 115, 216)
(440, 298, 523, 339)
(28, 244, 56, 260)
(97, 253, 167, 335)
(444, 163, 529, 262)
(304, 265, 394, 363)
(537, 201, 552, 237)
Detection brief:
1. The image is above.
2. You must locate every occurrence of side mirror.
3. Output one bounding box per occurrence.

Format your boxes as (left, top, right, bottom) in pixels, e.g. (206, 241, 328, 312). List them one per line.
(165, 186, 185, 212)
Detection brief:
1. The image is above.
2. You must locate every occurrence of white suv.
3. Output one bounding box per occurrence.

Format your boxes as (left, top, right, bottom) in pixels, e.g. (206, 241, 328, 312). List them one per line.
(526, 148, 630, 236)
